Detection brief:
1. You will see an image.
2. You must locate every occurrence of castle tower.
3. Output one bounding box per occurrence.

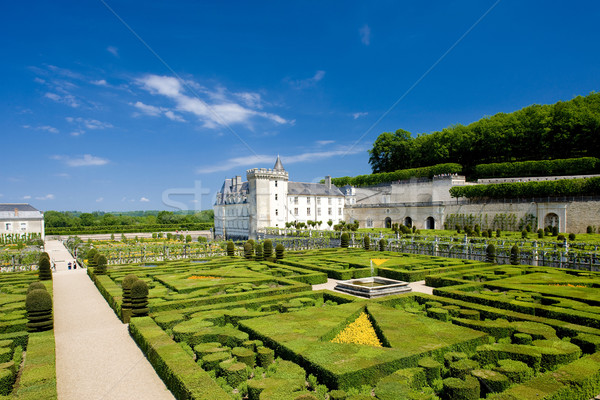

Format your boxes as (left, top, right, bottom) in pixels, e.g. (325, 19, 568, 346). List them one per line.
(247, 156, 289, 239)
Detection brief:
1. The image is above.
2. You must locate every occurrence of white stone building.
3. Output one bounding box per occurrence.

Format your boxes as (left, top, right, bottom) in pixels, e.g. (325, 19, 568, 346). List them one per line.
(0, 204, 45, 240)
(214, 157, 345, 240)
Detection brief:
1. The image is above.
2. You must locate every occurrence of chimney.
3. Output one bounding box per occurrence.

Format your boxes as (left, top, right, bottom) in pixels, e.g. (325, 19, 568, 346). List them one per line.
(325, 176, 332, 189)
(14, 208, 18, 217)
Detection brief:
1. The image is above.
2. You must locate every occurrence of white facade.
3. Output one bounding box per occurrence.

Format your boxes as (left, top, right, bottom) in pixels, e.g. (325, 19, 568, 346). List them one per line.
(214, 157, 344, 239)
(0, 204, 45, 240)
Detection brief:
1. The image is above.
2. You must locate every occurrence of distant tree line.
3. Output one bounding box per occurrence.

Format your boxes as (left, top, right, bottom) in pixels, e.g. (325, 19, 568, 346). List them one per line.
(368, 92, 600, 174)
(44, 210, 214, 228)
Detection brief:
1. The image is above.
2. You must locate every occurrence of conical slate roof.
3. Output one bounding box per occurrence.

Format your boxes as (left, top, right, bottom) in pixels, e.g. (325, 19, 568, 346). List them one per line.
(273, 156, 285, 171)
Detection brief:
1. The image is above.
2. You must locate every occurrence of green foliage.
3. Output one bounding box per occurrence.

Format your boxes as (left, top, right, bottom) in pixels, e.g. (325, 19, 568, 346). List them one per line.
(537, 228, 544, 238)
(379, 238, 387, 251)
(569, 233, 576, 241)
(332, 162, 462, 187)
(25, 289, 53, 332)
(131, 280, 149, 317)
(474, 157, 600, 179)
(227, 241, 235, 257)
(244, 242, 254, 259)
(94, 254, 108, 274)
(368, 93, 600, 173)
(13, 330, 57, 399)
(38, 256, 52, 281)
(263, 240, 273, 258)
(486, 244, 496, 263)
(275, 244, 285, 260)
(255, 244, 264, 261)
(442, 376, 480, 400)
(451, 176, 600, 199)
(86, 248, 98, 267)
(363, 236, 370, 251)
(510, 245, 520, 265)
(27, 281, 46, 293)
(340, 233, 349, 248)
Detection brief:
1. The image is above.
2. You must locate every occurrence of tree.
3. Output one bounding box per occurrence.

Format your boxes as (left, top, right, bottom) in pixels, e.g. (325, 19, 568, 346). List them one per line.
(263, 240, 273, 258)
(275, 244, 284, 260)
(486, 244, 496, 264)
(327, 220, 333, 228)
(363, 236, 370, 251)
(510, 245, 520, 265)
(340, 233, 349, 248)
(226, 241, 235, 257)
(368, 129, 414, 173)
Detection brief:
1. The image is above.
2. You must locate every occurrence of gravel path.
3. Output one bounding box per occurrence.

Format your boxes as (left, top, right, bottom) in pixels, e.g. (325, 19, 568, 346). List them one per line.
(49, 240, 174, 400)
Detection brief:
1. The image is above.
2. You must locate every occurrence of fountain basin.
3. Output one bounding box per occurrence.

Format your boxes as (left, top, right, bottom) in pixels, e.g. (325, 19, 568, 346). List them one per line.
(335, 277, 412, 298)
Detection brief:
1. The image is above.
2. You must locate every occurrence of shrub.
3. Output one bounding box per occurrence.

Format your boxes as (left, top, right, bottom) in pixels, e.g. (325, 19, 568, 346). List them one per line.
(232, 347, 255, 367)
(257, 346, 274, 367)
(442, 376, 480, 400)
(38, 257, 52, 281)
(378, 238, 387, 251)
(557, 234, 565, 242)
(552, 226, 559, 236)
(121, 274, 138, 311)
(131, 280, 149, 317)
(86, 248, 98, 267)
(254, 244, 263, 261)
(471, 369, 510, 395)
(25, 289, 53, 332)
(510, 245, 520, 265)
(263, 240, 273, 258)
(587, 226, 594, 233)
(243, 242, 253, 259)
(95, 254, 107, 274)
(496, 229, 501, 237)
(418, 357, 442, 385)
(569, 233, 576, 241)
(363, 236, 370, 251)
(493, 359, 533, 383)
(227, 241, 235, 257)
(538, 228, 544, 238)
(27, 282, 46, 293)
(449, 359, 479, 379)
(486, 244, 496, 263)
(185, 235, 192, 243)
(275, 244, 284, 260)
(340, 233, 349, 248)
(521, 229, 527, 239)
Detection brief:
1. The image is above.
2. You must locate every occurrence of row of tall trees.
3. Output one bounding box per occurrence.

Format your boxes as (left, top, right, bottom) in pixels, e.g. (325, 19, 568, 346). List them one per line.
(368, 93, 600, 173)
(44, 210, 214, 228)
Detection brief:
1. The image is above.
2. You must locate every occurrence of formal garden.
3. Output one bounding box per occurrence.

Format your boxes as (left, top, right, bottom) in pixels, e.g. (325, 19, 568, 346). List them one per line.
(73, 240, 600, 400)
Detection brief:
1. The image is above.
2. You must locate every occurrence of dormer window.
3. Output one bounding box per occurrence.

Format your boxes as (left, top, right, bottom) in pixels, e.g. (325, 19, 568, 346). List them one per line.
(275, 181, 278, 187)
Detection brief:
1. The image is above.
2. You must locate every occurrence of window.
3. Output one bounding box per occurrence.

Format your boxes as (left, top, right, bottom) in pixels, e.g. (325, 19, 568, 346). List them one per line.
(293, 196, 299, 204)
(316, 197, 321, 205)
(367, 218, 374, 228)
(275, 194, 278, 200)
(294, 208, 298, 216)
(317, 208, 321, 216)
(307, 208, 311, 216)
(275, 181, 278, 187)
(338, 208, 342, 215)
(20, 222, 27, 231)
(5, 223, 11, 231)
(328, 208, 332, 216)
(338, 198, 342, 205)
(328, 198, 332, 205)
(307, 197, 311, 204)
(275, 209, 278, 216)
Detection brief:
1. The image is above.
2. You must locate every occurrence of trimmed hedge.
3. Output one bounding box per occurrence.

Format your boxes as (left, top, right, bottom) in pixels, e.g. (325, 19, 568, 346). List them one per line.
(450, 176, 600, 199)
(331, 163, 463, 187)
(13, 330, 57, 399)
(474, 157, 600, 179)
(46, 222, 213, 235)
(442, 376, 480, 400)
(129, 316, 229, 399)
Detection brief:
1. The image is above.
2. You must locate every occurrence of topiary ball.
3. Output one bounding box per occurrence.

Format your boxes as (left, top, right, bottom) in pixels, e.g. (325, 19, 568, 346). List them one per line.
(26, 289, 52, 312)
(131, 280, 149, 299)
(27, 282, 47, 294)
(95, 254, 108, 274)
(122, 274, 138, 290)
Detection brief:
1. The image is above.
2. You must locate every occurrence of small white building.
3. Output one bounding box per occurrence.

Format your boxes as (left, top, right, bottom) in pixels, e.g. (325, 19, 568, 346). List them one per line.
(214, 157, 345, 240)
(0, 204, 45, 241)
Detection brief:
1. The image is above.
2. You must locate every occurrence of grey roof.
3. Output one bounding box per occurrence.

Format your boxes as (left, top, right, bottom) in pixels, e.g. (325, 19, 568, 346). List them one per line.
(0, 204, 38, 212)
(219, 179, 248, 195)
(288, 182, 344, 196)
(273, 156, 285, 171)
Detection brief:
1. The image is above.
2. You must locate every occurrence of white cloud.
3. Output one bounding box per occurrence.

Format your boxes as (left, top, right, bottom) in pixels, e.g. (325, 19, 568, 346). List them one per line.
(52, 154, 109, 167)
(45, 92, 79, 108)
(133, 101, 162, 116)
(96, 197, 104, 202)
(136, 74, 288, 128)
(316, 140, 335, 146)
(23, 195, 31, 200)
(107, 46, 119, 57)
(196, 146, 365, 174)
(352, 112, 368, 119)
(140, 197, 150, 202)
(35, 194, 54, 200)
(66, 117, 112, 130)
(70, 131, 84, 136)
(91, 79, 107, 86)
(288, 71, 326, 89)
(24, 125, 59, 134)
(360, 25, 371, 45)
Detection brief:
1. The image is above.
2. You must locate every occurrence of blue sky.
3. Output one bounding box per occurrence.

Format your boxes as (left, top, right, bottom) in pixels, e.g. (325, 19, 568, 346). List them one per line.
(1, 1, 599, 212)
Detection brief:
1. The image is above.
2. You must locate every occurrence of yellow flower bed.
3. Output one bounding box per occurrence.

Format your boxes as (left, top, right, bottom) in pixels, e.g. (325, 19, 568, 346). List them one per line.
(331, 312, 382, 347)
(187, 276, 221, 280)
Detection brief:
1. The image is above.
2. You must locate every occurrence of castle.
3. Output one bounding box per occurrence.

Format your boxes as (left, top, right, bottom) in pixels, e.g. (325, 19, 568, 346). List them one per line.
(214, 157, 345, 240)
(215, 158, 600, 239)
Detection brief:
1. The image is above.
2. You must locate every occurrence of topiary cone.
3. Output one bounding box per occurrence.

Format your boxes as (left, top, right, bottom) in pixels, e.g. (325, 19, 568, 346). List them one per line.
(131, 280, 149, 317)
(38, 257, 52, 281)
(275, 243, 284, 260)
(25, 289, 52, 332)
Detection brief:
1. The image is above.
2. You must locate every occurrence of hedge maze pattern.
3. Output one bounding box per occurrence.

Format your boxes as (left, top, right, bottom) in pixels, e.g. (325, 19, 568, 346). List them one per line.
(88, 247, 600, 399)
